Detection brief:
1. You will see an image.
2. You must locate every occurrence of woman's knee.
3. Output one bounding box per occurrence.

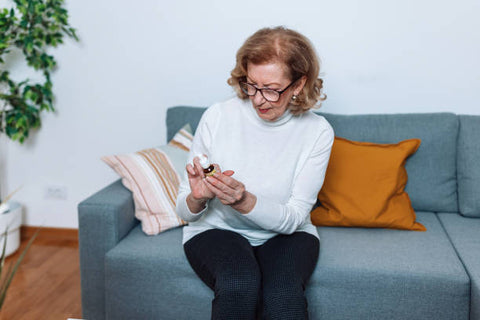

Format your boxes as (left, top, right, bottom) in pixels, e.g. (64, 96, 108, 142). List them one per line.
(215, 267, 262, 300)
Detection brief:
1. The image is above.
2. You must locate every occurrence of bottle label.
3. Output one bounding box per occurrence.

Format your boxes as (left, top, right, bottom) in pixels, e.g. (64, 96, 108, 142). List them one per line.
(205, 169, 216, 177)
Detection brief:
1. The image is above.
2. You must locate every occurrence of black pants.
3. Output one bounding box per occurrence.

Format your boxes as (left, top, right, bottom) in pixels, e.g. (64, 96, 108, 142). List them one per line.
(184, 229, 320, 320)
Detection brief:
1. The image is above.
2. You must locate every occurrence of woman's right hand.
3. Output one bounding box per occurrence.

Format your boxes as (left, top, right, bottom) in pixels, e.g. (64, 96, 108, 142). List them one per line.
(186, 156, 216, 202)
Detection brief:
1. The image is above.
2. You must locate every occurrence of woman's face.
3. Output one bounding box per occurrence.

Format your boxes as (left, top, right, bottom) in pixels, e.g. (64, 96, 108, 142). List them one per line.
(246, 62, 305, 122)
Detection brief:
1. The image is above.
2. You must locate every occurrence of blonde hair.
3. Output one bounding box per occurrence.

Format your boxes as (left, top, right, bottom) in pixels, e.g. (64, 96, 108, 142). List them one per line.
(227, 26, 326, 115)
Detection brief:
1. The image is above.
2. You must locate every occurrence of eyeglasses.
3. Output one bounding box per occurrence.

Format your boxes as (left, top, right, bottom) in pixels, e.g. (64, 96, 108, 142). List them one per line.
(239, 78, 299, 102)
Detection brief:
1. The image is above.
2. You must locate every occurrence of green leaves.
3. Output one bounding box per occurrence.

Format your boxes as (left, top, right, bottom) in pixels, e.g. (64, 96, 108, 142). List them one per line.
(0, 76, 51, 143)
(0, 0, 79, 144)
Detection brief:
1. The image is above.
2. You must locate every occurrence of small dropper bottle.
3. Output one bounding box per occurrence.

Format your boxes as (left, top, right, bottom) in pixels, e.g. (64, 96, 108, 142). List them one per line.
(199, 155, 216, 177)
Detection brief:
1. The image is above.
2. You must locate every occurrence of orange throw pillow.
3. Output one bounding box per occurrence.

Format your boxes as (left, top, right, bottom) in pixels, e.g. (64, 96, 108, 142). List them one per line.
(311, 137, 426, 231)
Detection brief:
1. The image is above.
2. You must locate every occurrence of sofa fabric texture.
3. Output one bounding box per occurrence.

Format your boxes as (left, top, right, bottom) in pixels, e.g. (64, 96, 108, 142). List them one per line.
(101, 212, 469, 320)
(309, 211, 469, 319)
(78, 107, 480, 320)
(320, 112, 459, 214)
(438, 213, 480, 320)
(78, 179, 138, 319)
(168, 109, 460, 213)
(457, 116, 480, 217)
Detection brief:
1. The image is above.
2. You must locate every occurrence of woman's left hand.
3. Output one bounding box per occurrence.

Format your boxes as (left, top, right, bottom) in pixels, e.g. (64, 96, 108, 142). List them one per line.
(204, 165, 256, 213)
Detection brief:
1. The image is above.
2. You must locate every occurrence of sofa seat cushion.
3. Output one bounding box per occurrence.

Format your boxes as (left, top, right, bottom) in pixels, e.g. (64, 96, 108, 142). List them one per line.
(438, 213, 480, 320)
(105, 226, 212, 320)
(307, 211, 469, 320)
(105, 212, 470, 320)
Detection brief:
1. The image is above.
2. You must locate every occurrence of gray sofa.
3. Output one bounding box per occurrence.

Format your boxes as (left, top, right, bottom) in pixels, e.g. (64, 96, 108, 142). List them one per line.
(78, 106, 480, 320)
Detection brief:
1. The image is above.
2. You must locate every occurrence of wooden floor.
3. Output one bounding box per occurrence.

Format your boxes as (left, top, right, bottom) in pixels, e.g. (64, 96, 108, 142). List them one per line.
(1, 228, 82, 320)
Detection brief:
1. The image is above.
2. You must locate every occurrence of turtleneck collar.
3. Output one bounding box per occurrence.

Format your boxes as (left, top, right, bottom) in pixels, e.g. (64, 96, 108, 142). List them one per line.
(245, 100, 294, 127)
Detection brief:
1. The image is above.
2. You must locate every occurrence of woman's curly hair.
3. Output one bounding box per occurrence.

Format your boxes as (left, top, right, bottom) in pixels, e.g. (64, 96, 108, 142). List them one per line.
(227, 26, 326, 115)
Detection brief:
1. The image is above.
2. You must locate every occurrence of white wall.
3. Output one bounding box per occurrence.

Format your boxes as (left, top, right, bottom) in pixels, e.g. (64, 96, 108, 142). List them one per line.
(2, 0, 479, 228)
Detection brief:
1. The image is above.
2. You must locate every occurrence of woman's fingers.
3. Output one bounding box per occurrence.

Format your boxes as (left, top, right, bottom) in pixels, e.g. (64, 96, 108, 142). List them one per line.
(212, 172, 243, 189)
(223, 170, 235, 176)
(186, 163, 196, 176)
(204, 179, 238, 204)
(192, 156, 205, 178)
(205, 176, 236, 193)
(205, 174, 245, 205)
(187, 157, 240, 204)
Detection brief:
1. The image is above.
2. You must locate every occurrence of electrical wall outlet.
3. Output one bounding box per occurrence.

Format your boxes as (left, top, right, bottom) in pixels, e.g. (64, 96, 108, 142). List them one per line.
(44, 185, 68, 200)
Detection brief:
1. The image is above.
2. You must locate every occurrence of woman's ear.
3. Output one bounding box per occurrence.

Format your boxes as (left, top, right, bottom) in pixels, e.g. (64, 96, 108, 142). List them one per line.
(294, 76, 307, 95)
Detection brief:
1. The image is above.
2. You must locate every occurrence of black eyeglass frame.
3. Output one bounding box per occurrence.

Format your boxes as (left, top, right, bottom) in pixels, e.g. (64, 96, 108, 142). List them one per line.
(239, 77, 300, 102)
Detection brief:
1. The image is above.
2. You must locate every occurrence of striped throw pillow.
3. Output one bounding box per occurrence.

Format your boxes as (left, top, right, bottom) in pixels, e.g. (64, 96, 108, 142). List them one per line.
(102, 124, 193, 235)
(168, 123, 193, 151)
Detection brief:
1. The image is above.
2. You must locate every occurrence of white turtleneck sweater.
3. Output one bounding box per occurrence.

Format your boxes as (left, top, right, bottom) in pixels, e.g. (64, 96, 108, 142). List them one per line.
(175, 97, 334, 246)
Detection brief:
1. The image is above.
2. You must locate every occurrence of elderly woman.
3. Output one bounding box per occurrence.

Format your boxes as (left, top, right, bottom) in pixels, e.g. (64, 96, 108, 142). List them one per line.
(176, 26, 334, 319)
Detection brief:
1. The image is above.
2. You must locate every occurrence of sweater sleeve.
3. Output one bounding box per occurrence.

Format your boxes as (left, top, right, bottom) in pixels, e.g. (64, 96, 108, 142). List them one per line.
(175, 105, 220, 222)
(243, 123, 334, 234)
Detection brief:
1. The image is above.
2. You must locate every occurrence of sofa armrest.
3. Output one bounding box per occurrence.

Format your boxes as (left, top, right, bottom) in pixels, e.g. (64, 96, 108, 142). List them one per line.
(78, 179, 138, 320)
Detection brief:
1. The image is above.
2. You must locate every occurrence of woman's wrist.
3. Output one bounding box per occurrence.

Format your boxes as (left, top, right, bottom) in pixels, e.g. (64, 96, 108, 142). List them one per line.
(231, 191, 257, 214)
(186, 193, 208, 214)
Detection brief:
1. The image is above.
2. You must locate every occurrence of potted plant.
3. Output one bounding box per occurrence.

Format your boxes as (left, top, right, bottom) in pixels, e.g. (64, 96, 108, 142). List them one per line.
(0, 0, 78, 251)
(0, 187, 22, 257)
(0, 0, 78, 307)
(0, 0, 79, 143)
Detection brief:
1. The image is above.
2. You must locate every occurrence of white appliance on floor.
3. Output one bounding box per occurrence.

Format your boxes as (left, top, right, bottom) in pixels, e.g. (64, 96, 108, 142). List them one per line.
(0, 201, 22, 257)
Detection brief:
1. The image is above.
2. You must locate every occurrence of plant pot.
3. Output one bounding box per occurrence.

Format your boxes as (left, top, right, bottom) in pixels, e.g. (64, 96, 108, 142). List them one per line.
(0, 201, 22, 257)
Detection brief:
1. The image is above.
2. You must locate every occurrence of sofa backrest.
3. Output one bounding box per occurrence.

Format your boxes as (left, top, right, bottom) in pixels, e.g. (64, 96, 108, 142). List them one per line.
(319, 113, 459, 213)
(457, 115, 480, 218)
(167, 106, 463, 214)
(167, 106, 206, 142)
